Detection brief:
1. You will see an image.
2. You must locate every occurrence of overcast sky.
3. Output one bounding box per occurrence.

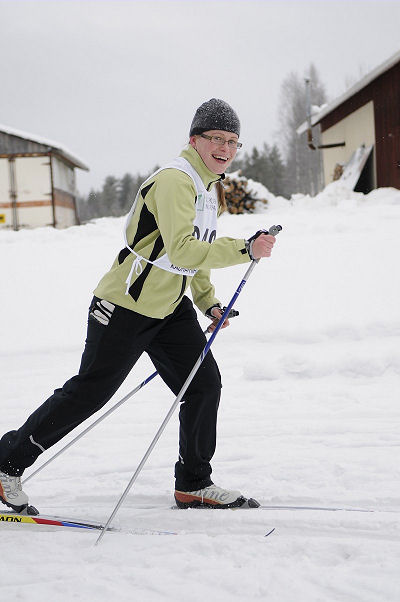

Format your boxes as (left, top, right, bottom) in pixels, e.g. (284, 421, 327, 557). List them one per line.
(1, 0, 400, 195)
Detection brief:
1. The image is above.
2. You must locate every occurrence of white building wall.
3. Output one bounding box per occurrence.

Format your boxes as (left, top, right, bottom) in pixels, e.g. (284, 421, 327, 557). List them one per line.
(52, 156, 78, 228)
(54, 205, 76, 228)
(0, 156, 53, 228)
(0, 155, 78, 229)
(52, 156, 76, 194)
(15, 156, 53, 227)
(321, 101, 376, 186)
(15, 156, 52, 201)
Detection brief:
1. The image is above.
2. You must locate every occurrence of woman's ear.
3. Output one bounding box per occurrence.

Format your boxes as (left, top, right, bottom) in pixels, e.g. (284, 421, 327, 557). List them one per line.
(189, 135, 197, 149)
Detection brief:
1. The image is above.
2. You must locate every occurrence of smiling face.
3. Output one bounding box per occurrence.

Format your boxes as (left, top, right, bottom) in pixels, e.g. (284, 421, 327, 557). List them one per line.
(190, 130, 239, 174)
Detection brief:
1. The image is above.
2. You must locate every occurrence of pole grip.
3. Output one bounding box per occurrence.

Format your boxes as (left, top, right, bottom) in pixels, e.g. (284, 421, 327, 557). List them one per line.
(267, 225, 282, 237)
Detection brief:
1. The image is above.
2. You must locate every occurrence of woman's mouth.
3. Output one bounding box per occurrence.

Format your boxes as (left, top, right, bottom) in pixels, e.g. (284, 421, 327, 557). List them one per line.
(212, 154, 229, 164)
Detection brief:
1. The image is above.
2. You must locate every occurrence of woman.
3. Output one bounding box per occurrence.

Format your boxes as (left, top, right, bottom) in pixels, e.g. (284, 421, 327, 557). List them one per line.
(0, 98, 276, 511)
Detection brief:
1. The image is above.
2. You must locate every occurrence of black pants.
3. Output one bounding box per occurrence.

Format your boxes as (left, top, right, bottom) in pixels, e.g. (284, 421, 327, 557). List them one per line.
(0, 296, 221, 491)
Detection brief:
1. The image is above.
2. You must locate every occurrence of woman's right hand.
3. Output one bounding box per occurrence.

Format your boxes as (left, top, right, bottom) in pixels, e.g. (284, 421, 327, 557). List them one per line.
(250, 233, 276, 259)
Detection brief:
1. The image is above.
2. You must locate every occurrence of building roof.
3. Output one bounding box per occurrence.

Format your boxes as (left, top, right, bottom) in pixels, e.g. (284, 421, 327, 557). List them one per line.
(0, 123, 89, 171)
(312, 49, 400, 126)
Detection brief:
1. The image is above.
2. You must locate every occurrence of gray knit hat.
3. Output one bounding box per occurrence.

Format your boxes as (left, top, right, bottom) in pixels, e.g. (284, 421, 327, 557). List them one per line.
(189, 98, 240, 137)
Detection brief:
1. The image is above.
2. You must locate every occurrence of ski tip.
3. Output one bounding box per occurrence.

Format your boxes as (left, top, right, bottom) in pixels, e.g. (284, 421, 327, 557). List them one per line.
(247, 498, 261, 508)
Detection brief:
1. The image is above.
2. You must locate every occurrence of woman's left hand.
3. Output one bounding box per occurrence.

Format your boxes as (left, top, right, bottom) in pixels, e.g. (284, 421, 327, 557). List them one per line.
(207, 307, 230, 332)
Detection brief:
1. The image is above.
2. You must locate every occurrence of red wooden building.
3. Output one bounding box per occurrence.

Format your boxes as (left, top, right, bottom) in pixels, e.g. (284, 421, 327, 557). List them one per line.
(312, 50, 400, 192)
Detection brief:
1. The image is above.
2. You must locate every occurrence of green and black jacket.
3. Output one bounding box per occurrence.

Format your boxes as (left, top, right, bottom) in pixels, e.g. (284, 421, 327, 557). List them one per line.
(94, 145, 251, 319)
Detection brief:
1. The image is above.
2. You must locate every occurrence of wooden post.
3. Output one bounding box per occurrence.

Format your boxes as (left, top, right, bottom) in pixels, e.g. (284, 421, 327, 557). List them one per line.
(49, 153, 56, 228)
(8, 157, 18, 231)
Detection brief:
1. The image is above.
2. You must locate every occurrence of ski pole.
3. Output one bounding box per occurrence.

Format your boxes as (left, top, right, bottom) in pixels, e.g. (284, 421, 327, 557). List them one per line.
(95, 225, 282, 546)
(23, 310, 239, 485)
(22, 371, 158, 485)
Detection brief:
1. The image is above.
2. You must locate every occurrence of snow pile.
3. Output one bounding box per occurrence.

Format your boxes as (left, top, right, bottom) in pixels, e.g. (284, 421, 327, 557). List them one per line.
(1, 186, 400, 601)
(224, 170, 288, 213)
(241, 175, 270, 201)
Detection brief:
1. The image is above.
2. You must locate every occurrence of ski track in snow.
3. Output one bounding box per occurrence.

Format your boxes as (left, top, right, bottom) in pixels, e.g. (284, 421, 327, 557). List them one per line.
(1, 186, 400, 601)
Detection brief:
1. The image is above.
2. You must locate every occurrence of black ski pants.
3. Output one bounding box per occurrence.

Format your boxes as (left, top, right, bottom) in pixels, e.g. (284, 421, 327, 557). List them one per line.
(0, 296, 222, 491)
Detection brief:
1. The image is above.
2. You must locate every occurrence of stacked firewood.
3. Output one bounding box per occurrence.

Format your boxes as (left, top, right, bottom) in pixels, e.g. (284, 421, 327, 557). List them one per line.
(333, 163, 344, 181)
(223, 171, 268, 214)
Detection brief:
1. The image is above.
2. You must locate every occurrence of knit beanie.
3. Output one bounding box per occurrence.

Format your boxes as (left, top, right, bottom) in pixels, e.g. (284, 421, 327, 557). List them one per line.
(189, 98, 240, 137)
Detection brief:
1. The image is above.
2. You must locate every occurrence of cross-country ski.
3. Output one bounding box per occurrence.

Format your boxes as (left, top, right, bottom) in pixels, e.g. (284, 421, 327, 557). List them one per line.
(0, 510, 177, 535)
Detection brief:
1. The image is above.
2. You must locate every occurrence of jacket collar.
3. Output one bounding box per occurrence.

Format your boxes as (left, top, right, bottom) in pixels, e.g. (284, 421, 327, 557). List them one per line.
(180, 145, 224, 191)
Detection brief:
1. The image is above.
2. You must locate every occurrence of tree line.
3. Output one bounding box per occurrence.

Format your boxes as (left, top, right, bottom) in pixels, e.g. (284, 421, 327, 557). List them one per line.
(77, 170, 158, 222)
(77, 64, 327, 221)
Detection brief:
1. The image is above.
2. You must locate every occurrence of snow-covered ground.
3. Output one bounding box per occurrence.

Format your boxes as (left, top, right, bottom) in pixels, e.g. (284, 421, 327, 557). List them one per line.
(1, 184, 400, 601)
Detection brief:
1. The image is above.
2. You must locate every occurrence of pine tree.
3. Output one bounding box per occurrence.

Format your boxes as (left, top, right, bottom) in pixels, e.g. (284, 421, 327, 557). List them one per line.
(118, 173, 137, 214)
(100, 176, 120, 216)
(228, 143, 286, 196)
(268, 145, 286, 195)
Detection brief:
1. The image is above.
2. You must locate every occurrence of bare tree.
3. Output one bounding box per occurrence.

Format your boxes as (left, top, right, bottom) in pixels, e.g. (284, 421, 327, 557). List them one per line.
(279, 64, 327, 196)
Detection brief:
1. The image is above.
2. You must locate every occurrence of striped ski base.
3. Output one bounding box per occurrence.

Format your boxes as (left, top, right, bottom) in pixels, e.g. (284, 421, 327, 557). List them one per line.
(0, 511, 176, 535)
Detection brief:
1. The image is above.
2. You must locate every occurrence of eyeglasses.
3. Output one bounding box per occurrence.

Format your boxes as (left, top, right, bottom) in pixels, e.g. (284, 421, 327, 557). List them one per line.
(200, 133, 242, 149)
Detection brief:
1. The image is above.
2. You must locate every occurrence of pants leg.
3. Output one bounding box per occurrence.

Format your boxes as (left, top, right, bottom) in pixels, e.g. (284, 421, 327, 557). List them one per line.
(147, 297, 222, 491)
(0, 298, 164, 476)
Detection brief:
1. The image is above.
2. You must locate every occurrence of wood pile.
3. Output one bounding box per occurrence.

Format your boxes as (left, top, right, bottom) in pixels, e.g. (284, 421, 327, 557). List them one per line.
(333, 163, 344, 181)
(223, 171, 268, 214)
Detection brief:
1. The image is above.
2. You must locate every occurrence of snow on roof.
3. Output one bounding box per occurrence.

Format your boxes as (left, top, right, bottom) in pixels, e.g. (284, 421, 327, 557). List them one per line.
(296, 104, 328, 135)
(0, 123, 89, 171)
(311, 49, 400, 126)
